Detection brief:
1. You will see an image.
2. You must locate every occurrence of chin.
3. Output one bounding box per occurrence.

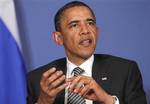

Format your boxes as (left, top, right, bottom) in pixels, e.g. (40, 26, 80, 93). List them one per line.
(80, 51, 94, 59)
(81, 47, 95, 57)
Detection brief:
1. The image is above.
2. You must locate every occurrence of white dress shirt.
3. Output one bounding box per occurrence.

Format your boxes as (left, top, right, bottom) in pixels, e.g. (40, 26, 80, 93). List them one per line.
(65, 55, 119, 104)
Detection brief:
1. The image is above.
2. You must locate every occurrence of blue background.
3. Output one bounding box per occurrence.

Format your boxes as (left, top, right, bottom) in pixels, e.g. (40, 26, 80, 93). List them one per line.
(15, 0, 150, 103)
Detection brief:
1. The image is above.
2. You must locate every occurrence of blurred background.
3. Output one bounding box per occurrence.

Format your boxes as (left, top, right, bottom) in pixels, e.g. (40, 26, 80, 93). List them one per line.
(15, 0, 150, 103)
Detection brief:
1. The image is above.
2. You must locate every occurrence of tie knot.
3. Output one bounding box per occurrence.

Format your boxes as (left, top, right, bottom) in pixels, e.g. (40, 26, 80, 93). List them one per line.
(72, 67, 84, 76)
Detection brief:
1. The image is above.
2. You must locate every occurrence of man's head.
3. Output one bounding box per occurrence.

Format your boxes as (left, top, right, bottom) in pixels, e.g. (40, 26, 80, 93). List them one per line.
(52, 1, 99, 65)
(54, 1, 96, 32)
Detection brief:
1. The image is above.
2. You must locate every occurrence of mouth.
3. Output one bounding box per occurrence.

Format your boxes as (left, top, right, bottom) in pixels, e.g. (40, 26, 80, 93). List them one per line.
(79, 38, 92, 47)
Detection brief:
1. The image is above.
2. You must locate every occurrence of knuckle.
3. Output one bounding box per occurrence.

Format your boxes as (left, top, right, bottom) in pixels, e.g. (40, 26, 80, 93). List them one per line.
(50, 83, 55, 88)
(60, 75, 65, 81)
(48, 92, 55, 98)
(51, 90, 57, 96)
(40, 81, 43, 86)
(48, 78, 52, 83)
(56, 80, 61, 84)
(75, 77, 80, 82)
(42, 73, 47, 78)
(78, 75, 82, 79)
(56, 85, 65, 92)
(56, 87, 62, 91)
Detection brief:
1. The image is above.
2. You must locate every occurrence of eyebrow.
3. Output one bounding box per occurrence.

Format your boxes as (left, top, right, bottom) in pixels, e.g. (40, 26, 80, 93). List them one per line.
(68, 20, 79, 26)
(67, 18, 96, 26)
(86, 18, 96, 24)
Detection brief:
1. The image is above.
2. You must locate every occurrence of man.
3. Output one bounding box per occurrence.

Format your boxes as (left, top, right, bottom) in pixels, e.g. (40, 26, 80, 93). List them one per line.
(27, 1, 147, 104)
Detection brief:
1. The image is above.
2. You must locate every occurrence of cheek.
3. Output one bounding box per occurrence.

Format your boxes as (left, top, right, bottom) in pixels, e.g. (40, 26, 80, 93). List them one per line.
(63, 35, 75, 46)
(91, 29, 98, 42)
(64, 31, 79, 42)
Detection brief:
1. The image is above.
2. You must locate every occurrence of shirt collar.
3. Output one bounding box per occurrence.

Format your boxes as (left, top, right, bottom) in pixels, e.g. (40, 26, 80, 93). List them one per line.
(67, 55, 94, 77)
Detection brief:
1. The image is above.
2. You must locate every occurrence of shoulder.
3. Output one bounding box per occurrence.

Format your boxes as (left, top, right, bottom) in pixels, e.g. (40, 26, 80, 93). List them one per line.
(94, 54, 142, 81)
(94, 54, 137, 65)
(94, 54, 139, 73)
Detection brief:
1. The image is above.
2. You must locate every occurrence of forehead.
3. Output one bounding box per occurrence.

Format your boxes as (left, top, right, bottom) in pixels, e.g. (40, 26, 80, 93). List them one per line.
(60, 6, 95, 22)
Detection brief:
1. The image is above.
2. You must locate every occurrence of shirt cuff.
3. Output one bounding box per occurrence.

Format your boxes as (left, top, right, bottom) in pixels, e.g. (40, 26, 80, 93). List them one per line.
(112, 96, 119, 104)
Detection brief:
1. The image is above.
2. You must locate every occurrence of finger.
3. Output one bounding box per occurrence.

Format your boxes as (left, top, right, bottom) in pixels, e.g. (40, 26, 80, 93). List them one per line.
(84, 94, 96, 101)
(50, 83, 68, 96)
(43, 75, 66, 97)
(40, 67, 56, 89)
(80, 84, 90, 96)
(65, 77, 74, 89)
(73, 81, 85, 93)
(41, 67, 56, 81)
(48, 75, 66, 89)
(47, 70, 63, 84)
(79, 77, 92, 85)
(66, 77, 74, 82)
(72, 76, 92, 93)
(69, 76, 81, 91)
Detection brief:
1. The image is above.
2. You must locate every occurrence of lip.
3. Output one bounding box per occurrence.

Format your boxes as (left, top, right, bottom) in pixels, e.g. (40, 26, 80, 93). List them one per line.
(79, 38, 92, 47)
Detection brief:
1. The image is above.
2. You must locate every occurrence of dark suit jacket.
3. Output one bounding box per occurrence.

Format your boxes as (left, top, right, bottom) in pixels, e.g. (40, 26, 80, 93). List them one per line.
(27, 54, 147, 104)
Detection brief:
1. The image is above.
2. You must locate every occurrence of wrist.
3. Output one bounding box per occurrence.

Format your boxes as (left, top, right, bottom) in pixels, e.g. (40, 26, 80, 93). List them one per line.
(37, 94, 54, 104)
(104, 95, 118, 104)
(112, 96, 118, 104)
(37, 97, 49, 104)
(101, 94, 115, 104)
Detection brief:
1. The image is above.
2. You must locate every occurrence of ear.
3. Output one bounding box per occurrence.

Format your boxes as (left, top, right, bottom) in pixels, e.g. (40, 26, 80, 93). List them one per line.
(96, 27, 100, 36)
(97, 26, 100, 34)
(52, 32, 63, 45)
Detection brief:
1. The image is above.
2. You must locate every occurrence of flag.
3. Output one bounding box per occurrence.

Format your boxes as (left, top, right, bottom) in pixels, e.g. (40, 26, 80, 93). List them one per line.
(0, 0, 27, 104)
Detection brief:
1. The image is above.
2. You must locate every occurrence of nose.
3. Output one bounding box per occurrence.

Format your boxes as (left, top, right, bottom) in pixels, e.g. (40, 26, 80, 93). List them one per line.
(80, 23, 90, 35)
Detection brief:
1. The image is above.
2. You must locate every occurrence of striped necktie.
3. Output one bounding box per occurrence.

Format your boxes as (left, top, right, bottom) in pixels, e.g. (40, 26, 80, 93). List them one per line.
(67, 67, 86, 104)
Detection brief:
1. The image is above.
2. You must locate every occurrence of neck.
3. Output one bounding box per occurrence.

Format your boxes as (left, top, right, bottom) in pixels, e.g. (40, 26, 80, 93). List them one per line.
(67, 54, 92, 66)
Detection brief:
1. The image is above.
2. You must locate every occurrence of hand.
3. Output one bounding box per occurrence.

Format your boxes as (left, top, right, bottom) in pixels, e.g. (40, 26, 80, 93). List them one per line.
(66, 75, 114, 104)
(37, 67, 68, 104)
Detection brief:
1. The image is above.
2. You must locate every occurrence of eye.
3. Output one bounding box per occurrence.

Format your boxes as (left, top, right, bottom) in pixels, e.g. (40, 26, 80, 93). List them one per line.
(88, 21, 96, 26)
(70, 23, 78, 28)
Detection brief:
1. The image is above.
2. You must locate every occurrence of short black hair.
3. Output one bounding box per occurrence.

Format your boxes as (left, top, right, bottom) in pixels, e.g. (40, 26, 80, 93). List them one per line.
(54, 1, 96, 31)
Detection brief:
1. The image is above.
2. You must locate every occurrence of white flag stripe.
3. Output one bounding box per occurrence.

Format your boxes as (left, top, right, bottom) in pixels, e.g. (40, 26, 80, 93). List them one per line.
(0, 0, 21, 50)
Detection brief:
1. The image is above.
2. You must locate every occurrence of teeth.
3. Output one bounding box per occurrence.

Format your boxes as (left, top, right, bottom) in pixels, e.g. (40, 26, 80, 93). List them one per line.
(80, 39, 91, 46)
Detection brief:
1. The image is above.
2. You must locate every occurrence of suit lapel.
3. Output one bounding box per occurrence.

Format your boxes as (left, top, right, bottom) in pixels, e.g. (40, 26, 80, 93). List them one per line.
(92, 54, 112, 104)
(54, 58, 67, 104)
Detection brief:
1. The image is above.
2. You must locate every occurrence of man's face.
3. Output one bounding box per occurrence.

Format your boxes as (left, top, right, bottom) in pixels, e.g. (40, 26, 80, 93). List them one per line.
(56, 6, 99, 64)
